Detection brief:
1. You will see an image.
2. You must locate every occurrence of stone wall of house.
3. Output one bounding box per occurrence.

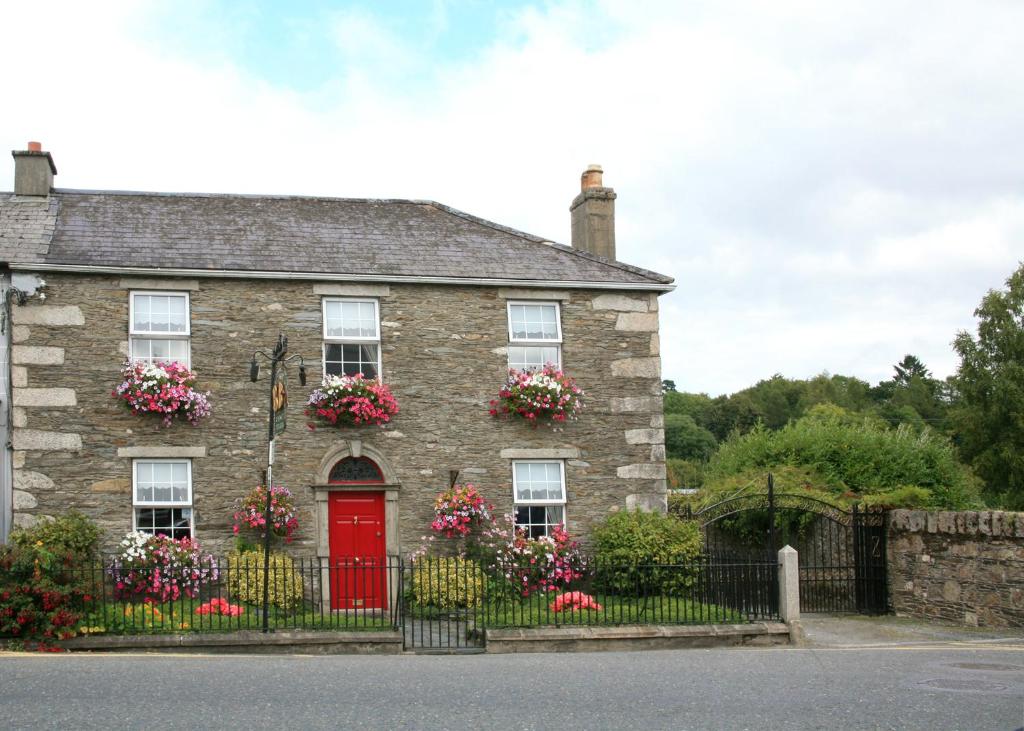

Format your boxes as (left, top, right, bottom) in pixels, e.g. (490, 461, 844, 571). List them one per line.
(9, 273, 666, 557)
(887, 509, 1024, 628)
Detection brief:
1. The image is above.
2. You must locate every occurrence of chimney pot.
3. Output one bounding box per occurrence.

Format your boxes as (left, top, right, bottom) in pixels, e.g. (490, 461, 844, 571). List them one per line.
(581, 164, 603, 190)
(570, 164, 616, 260)
(27, 141, 42, 152)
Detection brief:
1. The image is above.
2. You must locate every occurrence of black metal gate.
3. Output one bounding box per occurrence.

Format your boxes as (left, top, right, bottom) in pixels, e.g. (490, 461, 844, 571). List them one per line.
(401, 556, 486, 653)
(687, 475, 889, 615)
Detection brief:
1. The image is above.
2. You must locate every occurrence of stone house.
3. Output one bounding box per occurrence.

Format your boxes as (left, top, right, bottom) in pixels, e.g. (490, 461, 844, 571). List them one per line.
(0, 143, 673, 563)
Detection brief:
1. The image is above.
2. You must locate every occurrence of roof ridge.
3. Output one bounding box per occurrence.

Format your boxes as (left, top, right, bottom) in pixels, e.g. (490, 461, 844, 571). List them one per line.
(426, 201, 673, 285)
(53, 188, 424, 205)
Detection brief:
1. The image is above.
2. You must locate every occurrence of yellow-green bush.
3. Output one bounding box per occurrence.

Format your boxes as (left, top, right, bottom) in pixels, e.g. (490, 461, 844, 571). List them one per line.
(410, 557, 484, 610)
(227, 551, 304, 612)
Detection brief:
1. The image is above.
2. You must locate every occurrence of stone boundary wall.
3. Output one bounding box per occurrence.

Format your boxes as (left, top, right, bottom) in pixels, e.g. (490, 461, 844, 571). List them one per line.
(887, 509, 1024, 628)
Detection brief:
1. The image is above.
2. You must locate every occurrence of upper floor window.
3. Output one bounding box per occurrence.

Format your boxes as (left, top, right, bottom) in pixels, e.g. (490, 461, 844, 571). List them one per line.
(512, 460, 566, 538)
(507, 301, 561, 371)
(130, 291, 191, 366)
(132, 459, 193, 540)
(322, 298, 381, 379)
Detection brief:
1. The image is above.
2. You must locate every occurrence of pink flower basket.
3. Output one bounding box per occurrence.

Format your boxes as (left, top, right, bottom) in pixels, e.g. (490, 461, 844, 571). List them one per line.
(305, 374, 399, 428)
(112, 359, 211, 427)
(490, 365, 584, 427)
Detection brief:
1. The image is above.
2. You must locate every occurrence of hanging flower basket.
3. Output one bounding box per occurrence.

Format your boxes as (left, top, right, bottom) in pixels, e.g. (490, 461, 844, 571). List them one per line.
(232, 484, 299, 543)
(112, 360, 212, 427)
(305, 374, 399, 428)
(489, 365, 585, 426)
(430, 484, 493, 538)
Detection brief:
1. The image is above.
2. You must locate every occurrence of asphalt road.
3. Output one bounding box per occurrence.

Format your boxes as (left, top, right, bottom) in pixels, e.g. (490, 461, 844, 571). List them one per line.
(2, 644, 1023, 731)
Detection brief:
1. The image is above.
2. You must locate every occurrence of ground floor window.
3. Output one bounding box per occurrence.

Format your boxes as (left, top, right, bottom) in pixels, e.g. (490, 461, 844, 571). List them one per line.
(132, 459, 192, 539)
(512, 460, 566, 538)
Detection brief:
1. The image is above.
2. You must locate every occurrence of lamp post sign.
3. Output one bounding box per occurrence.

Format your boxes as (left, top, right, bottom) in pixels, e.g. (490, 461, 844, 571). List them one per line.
(272, 365, 288, 437)
(249, 334, 307, 632)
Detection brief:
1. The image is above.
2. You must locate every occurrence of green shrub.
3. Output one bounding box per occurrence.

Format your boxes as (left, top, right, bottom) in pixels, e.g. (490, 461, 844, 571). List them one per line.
(227, 551, 304, 612)
(591, 511, 702, 595)
(667, 458, 705, 490)
(860, 486, 933, 509)
(0, 543, 89, 645)
(410, 557, 484, 610)
(9, 511, 100, 564)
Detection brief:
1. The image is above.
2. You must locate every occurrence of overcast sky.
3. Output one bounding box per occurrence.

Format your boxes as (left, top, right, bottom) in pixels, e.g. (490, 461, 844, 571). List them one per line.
(3, 1, 1021, 395)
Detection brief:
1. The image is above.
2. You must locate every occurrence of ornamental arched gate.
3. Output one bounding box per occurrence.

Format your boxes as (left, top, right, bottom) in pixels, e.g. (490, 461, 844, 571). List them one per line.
(685, 476, 889, 614)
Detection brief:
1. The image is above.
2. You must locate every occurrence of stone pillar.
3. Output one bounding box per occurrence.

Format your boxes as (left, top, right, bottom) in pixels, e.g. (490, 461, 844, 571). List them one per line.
(778, 545, 804, 643)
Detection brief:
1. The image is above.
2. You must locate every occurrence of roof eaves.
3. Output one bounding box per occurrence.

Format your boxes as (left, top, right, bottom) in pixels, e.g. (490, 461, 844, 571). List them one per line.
(547, 243, 674, 285)
(427, 202, 674, 285)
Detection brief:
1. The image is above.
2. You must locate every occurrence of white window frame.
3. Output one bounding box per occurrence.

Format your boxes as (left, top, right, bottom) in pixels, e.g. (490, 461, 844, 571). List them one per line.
(321, 297, 383, 379)
(131, 458, 194, 539)
(506, 300, 562, 370)
(128, 290, 192, 367)
(512, 459, 567, 537)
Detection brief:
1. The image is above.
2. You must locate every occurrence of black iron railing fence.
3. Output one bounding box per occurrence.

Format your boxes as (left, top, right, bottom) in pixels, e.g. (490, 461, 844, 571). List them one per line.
(55, 554, 779, 638)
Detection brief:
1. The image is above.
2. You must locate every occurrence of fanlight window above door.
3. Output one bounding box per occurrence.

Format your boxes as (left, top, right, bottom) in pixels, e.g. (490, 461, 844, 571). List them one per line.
(329, 457, 385, 484)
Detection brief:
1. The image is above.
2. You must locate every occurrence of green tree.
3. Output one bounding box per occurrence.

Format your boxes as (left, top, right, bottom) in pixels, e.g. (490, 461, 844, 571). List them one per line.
(893, 354, 931, 386)
(705, 404, 980, 509)
(664, 413, 718, 461)
(951, 262, 1024, 508)
(661, 379, 677, 393)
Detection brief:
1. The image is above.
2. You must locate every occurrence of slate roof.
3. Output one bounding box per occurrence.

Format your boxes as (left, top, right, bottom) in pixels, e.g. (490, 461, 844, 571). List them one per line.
(0, 190, 673, 287)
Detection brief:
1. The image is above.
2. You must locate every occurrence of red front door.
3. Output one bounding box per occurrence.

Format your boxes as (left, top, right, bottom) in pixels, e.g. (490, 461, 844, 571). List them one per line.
(328, 491, 386, 610)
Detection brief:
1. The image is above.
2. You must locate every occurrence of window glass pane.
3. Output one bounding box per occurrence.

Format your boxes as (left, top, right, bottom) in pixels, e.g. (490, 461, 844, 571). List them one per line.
(325, 300, 378, 338)
(135, 462, 153, 502)
(133, 296, 151, 331)
(509, 303, 558, 341)
(514, 462, 564, 502)
(136, 508, 192, 540)
(131, 338, 190, 366)
(134, 294, 187, 334)
(514, 505, 564, 538)
(324, 301, 343, 337)
(508, 346, 560, 371)
(325, 343, 378, 379)
(135, 461, 190, 505)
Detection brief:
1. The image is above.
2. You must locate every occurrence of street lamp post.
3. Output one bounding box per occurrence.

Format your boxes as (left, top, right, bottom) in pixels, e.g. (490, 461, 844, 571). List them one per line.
(249, 333, 307, 632)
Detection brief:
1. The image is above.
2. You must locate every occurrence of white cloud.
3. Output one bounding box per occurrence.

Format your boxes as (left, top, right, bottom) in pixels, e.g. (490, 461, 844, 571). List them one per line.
(2, 0, 1022, 395)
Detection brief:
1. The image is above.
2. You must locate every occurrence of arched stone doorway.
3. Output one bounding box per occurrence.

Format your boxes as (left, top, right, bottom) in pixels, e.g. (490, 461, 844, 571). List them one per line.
(311, 440, 401, 560)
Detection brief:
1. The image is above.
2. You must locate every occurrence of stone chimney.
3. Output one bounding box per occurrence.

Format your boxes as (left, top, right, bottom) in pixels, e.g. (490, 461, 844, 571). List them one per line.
(570, 164, 616, 260)
(11, 141, 57, 196)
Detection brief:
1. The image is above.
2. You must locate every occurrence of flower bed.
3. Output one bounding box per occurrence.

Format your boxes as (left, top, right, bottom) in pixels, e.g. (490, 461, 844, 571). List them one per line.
(109, 532, 218, 603)
(112, 360, 211, 427)
(492, 524, 585, 597)
(489, 365, 584, 426)
(305, 374, 399, 428)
